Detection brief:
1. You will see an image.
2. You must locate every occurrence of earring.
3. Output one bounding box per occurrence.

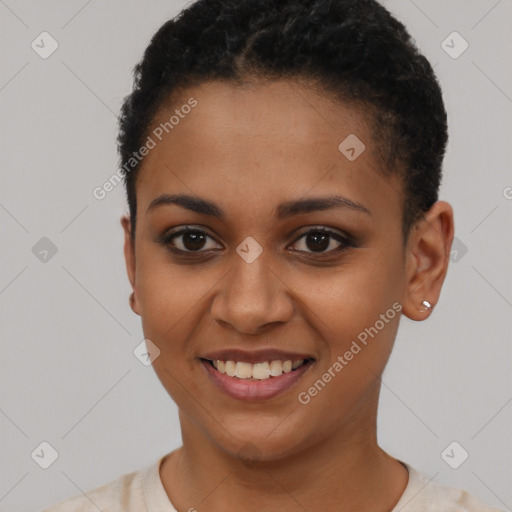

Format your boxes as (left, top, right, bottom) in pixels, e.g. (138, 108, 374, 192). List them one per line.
(419, 300, 433, 314)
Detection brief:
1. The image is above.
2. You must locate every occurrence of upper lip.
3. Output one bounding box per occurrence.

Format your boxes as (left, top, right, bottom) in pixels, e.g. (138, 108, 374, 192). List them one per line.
(200, 348, 315, 364)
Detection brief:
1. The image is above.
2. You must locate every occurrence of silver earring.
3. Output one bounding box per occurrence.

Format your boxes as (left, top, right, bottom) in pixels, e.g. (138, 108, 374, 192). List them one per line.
(419, 300, 433, 313)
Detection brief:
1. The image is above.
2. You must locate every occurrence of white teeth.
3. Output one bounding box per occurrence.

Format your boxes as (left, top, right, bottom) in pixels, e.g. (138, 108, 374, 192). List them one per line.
(210, 359, 306, 379)
(252, 362, 270, 380)
(225, 360, 236, 377)
(235, 362, 252, 378)
(269, 360, 283, 377)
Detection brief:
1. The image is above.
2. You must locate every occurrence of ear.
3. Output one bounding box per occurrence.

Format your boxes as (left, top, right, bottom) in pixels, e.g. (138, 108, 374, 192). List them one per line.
(402, 201, 454, 321)
(121, 214, 141, 316)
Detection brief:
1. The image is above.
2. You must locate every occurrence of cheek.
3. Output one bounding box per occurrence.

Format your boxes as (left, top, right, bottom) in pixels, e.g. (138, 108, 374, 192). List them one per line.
(134, 244, 207, 358)
(302, 249, 404, 342)
(135, 252, 210, 406)
(295, 248, 404, 418)
(295, 275, 402, 435)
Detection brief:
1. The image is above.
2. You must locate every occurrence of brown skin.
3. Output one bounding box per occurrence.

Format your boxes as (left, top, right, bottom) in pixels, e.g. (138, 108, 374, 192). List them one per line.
(121, 79, 454, 511)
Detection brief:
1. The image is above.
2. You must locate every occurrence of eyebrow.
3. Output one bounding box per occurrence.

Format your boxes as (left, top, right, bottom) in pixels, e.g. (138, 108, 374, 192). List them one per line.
(146, 193, 371, 219)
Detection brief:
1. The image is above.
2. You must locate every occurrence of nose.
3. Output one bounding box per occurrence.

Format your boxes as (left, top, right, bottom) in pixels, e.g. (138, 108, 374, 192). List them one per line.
(210, 253, 294, 335)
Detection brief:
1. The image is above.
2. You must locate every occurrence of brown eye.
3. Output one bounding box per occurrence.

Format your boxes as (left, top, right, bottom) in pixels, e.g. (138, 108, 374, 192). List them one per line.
(162, 227, 222, 253)
(304, 231, 331, 252)
(177, 230, 207, 251)
(290, 228, 354, 255)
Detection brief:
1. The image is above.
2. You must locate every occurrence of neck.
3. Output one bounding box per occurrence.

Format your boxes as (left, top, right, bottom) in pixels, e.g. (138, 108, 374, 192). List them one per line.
(160, 393, 408, 511)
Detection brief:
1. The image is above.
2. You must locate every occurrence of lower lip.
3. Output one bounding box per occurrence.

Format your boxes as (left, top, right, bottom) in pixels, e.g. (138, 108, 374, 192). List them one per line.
(200, 359, 314, 401)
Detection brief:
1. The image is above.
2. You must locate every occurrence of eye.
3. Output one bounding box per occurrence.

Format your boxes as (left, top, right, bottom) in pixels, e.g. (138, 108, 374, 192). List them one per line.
(289, 227, 355, 255)
(160, 226, 222, 253)
(158, 225, 355, 258)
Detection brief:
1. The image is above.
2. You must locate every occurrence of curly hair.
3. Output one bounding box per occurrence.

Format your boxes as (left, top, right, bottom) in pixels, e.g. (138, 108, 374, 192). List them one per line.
(117, 0, 448, 241)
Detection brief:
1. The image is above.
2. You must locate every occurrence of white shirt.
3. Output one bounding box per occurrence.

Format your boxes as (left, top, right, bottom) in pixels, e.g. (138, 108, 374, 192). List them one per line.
(41, 456, 504, 511)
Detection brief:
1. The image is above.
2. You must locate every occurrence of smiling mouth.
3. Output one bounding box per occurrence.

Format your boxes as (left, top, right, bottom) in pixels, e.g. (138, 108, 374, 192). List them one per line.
(201, 358, 314, 380)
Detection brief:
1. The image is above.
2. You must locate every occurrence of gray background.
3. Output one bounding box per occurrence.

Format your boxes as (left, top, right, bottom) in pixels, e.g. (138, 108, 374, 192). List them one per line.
(0, 0, 511, 510)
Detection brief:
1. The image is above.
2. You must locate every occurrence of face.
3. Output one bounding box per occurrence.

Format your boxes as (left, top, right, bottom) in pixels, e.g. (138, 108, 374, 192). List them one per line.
(122, 79, 442, 462)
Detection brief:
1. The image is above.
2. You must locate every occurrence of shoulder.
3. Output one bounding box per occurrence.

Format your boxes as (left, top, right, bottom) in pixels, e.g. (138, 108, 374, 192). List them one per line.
(40, 462, 150, 512)
(394, 463, 505, 512)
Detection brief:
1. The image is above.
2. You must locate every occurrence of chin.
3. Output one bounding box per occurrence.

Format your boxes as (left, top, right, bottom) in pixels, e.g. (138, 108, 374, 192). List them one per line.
(207, 415, 316, 464)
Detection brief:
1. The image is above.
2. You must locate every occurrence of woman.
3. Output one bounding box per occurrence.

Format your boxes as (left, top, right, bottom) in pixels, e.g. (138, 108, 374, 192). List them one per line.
(43, 0, 503, 510)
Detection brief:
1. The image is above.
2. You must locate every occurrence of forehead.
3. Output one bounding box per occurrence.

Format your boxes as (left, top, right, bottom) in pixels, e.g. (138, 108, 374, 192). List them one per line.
(135, 79, 401, 224)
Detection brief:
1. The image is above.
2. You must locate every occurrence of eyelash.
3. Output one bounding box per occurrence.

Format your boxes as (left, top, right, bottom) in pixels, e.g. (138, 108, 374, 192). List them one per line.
(158, 226, 356, 259)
